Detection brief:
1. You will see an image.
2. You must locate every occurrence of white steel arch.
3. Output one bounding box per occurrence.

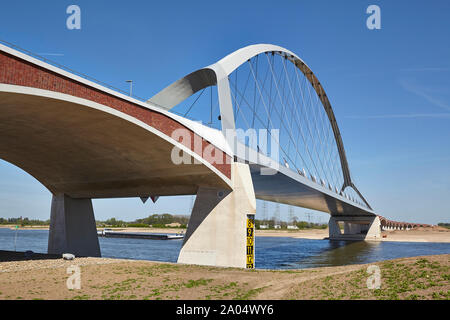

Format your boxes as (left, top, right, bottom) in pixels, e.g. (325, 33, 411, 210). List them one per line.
(148, 44, 371, 209)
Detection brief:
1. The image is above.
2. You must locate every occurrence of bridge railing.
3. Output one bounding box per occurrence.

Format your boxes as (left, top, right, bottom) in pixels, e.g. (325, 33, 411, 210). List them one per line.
(0, 39, 148, 102)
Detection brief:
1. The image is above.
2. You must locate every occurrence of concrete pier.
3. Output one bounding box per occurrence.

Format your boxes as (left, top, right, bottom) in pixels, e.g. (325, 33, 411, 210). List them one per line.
(328, 215, 381, 241)
(177, 163, 256, 268)
(48, 194, 101, 257)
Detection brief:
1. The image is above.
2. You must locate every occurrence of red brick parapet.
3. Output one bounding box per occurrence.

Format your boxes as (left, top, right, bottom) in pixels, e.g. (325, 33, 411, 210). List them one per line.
(0, 50, 231, 179)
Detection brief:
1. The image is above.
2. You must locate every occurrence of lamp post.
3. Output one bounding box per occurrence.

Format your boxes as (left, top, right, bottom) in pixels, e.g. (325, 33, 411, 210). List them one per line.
(126, 80, 133, 96)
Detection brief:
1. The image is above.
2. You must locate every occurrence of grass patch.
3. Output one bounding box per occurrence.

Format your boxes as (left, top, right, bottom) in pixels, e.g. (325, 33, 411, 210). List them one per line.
(72, 295, 90, 300)
(288, 256, 450, 300)
(184, 278, 213, 288)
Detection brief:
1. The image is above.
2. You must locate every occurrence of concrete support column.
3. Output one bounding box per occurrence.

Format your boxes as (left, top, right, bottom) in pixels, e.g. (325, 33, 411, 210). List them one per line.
(177, 162, 256, 268)
(328, 217, 342, 238)
(365, 217, 381, 239)
(344, 222, 363, 234)
(328, 215, 381, 241)
(48, 194, 101, 257)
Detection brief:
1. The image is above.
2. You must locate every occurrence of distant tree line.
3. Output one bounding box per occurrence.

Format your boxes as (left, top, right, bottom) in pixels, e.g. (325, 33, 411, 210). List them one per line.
(96, 214, 189, 228)
(294, 221, 327, 230)
(438, 223, 450, 229)
(0, 214, 190, 228)
(0, 217, 50, 226)
(255, 219, 327, 230)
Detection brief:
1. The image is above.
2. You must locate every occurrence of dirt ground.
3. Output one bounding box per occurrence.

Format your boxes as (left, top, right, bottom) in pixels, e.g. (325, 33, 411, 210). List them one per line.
(0, 253, 448, 300)
(256, 228, 328, 239)
(380, 227, 450, 243)
(257, 226, 450, 243)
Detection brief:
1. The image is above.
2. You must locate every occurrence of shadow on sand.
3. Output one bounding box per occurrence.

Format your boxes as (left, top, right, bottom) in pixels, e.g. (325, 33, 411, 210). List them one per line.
(0, 250, 60, 262)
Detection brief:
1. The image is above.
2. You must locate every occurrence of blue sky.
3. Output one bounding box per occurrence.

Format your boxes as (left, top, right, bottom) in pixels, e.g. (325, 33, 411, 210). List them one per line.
(0, 0, 449, 224)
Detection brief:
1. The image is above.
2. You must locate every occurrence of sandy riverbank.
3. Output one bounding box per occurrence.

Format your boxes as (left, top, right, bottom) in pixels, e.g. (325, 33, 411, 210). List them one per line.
(380, 227, 450, 243)
(257, 227, 450, 243)
(1, 225, 49, 230)
(0, 252, 448, 300)
(256, 228, 327, 239)
(3, 225, 450, 243)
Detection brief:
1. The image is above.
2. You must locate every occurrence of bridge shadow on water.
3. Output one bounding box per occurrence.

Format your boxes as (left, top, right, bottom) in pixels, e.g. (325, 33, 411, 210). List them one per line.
(255, 237, 382, 269)
(255, 237, 450, 269)
(293, 240, 384, 268)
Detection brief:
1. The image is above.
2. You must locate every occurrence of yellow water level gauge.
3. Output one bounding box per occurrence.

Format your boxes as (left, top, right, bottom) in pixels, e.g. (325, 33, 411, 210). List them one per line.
(246, 214, 255, 269)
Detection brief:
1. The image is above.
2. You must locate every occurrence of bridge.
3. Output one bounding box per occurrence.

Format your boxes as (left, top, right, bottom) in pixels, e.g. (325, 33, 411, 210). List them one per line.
(378, 216, 432, 231)
(0, 41, 412, 268)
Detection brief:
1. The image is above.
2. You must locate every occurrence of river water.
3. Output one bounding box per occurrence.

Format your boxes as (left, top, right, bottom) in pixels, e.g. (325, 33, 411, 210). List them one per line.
(1, 228, 449, 269)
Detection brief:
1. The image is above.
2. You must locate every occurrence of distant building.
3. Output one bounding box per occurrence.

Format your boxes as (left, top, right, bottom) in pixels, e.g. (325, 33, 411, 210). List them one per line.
(274, 224, 281, 229)
(287, 225, 299, 230)
(260, 224, 269, 229)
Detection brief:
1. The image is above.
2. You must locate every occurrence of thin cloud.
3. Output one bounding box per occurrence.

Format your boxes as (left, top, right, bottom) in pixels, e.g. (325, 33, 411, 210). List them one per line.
(400, 79, 450, 111)
(401, 67, 450, 72)
(345, 113, 450, 119)
(37, 53, 65, 57)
